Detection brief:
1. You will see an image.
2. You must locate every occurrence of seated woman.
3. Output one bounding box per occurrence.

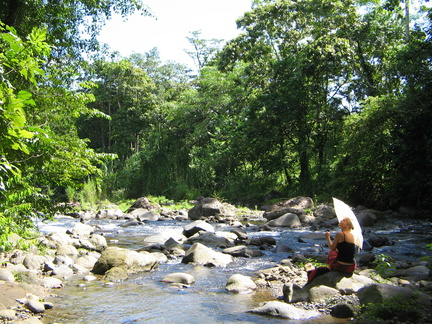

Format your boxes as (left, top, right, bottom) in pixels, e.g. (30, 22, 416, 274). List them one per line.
(325, 217, 357, 273)
(306, 217, 357, 284)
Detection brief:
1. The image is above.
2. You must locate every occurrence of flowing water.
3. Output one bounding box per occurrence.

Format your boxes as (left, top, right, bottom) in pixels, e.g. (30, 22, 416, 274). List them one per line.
(35, 216, 432, 324)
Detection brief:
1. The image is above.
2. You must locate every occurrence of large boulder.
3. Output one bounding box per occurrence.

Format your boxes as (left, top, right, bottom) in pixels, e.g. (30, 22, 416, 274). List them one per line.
(78, 234, 107, 252)
(188, 198, 224, 220)
(78, 210, 96, 222)
(88, 234, 108, 251)
(185, 232, 235, 248)
(69, 223, 95, 238)
(55, 244, 79, 260)
(129, 209, 160, 221)
(74, 254, 99, 269)
(225, 274, 257, 294)
(181, 243, 233, 267)
(263, 197, 313, 221)
(91, 247, 159, 276)
(357, 283, 432, 308)
(304, 271, 374, 293)
(222, 245, 264, 258)
(161, 273, 195, 285)
(330, 303, 356, 318)
(127, 197, 158, 212)
(313, 204, 336, 220)
(0, 269, 15, 282)
(308, 285, 340, 302)
(142, 230, 186, 246)
(248, 301, 320, 320)
(23, 254, 51, 271)
(182, 220, 215, 238)
(267, 213, 302, 228)
(367, 235, 390, 247)
(283, 283, 309, 303)
(356, 209, 377, 227)
(41, 232, 73, 248)
(96, 208, 124, 220)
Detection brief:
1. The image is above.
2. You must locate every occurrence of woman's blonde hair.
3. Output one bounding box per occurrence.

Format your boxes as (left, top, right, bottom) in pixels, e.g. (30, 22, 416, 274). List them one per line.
(343, 217, 354, 230)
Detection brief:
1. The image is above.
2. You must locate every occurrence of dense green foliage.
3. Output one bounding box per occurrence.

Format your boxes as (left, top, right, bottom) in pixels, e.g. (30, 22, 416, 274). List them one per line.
(1, 0, 431, 247)
(81, 0, 431, 208)
(0, 0, 147, 247)
(359, 294, 430, 323)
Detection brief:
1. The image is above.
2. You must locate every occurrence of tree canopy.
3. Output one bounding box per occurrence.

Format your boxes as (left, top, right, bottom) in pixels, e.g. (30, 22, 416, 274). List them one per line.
(1, 0, 431, 247)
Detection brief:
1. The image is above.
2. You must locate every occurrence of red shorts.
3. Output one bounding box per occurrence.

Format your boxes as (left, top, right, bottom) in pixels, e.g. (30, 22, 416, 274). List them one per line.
(327, 251, 356, 273)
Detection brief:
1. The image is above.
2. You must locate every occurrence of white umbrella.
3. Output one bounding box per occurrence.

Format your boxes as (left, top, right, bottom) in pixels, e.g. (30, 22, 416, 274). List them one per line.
(332, 197, 363, 250)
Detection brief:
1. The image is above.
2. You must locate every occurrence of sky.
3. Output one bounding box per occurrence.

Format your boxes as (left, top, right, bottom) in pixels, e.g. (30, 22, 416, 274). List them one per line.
(98, 0, 253, 69)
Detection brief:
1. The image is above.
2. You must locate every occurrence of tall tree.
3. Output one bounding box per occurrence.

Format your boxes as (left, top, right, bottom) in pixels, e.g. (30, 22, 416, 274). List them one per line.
(185, 30, 225, 70)
(0, 0, 148, 65)
(217, 0, 360, 196)
(79, 58, 157, 160)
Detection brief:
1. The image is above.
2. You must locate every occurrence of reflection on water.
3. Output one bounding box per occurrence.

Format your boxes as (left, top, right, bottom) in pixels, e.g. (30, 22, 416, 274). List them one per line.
(38, 217, 432, 323)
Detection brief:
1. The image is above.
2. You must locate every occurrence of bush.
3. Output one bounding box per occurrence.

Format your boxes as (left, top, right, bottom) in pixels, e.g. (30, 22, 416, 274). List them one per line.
(359, 294, 429, 323)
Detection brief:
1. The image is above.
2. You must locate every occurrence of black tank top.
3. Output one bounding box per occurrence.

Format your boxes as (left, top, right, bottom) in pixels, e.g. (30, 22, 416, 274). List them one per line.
(336, 232, 355, 263)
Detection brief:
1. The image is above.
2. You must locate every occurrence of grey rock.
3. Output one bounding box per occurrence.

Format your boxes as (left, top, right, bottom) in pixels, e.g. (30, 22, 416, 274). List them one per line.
(96, 208, 124, 220)
(226, 274, 257, 294)
(308, 285, 339, 302)
(39, 277, 63, 289)
(26, 299, 45, 314)
(92, 247, 159, 276)
(283, 283, 309, 303)
(248, 301, 320, 320)
(161, 272, 195, 285)
(53, 255, 74, 267)
(143, 230, 186, 245)
(185, 231, 234, 248)
(51, 264, 74, 278)
(182, 220, 215, 238)
(357, 283, 432, 308)
(130, 209, 160, 221)
(56, 244, 78, 260)
(119, 220, 144, 227)
(104, 266, 128, 281)
(0, 269, 15, 282)
(231, 228, 248, 240)
(0, 309, 16, 320)
(222, 245, 264, 258)
(70, 222, 94, 238)
(23, 254, 50, 271)
(267, 213, 302, 228)
(304, 271, 373, 293)
(88, 234, 108, 252)
(74, 254, 99, 269)
(188, 198, 223, 220)
(356, 209, 377, 227)
(181, 243, 233, 267)
(330, 303, 355, 318)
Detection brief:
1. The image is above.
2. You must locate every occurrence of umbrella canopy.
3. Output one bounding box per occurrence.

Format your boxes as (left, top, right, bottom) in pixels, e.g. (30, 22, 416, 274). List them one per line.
(332, 197, 363, 250)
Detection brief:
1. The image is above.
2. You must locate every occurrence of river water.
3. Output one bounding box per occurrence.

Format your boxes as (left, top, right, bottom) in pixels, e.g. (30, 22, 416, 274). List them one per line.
(35, 216, 432, 324)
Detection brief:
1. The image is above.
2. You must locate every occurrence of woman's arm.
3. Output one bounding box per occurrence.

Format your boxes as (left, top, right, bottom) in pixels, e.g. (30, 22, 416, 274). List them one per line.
(325, 231, 343, 251)
(325, 231, 332, 246)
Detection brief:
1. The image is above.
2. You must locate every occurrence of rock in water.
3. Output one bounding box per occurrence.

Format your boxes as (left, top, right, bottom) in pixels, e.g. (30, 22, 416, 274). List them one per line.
(248, 301, 320, 320)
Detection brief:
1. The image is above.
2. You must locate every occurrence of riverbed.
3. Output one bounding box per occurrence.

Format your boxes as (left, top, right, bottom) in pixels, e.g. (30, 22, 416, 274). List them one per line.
(36, 216, 432, 324)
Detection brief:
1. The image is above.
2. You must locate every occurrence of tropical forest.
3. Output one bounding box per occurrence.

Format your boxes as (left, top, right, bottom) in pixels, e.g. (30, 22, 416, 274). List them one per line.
(1, 0, 432, 323)
(1, 0, 431, 245)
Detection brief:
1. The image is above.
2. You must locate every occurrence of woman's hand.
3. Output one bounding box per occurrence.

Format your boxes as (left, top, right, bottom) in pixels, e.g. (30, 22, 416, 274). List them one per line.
(325, 231, 333, 248)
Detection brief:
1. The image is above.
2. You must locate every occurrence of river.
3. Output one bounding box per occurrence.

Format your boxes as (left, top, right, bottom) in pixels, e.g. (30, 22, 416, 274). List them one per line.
(35, 216, 432, 324)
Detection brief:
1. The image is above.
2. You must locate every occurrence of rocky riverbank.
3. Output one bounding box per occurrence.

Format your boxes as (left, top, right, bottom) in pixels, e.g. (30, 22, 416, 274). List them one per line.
(1, 196, 431, 323)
